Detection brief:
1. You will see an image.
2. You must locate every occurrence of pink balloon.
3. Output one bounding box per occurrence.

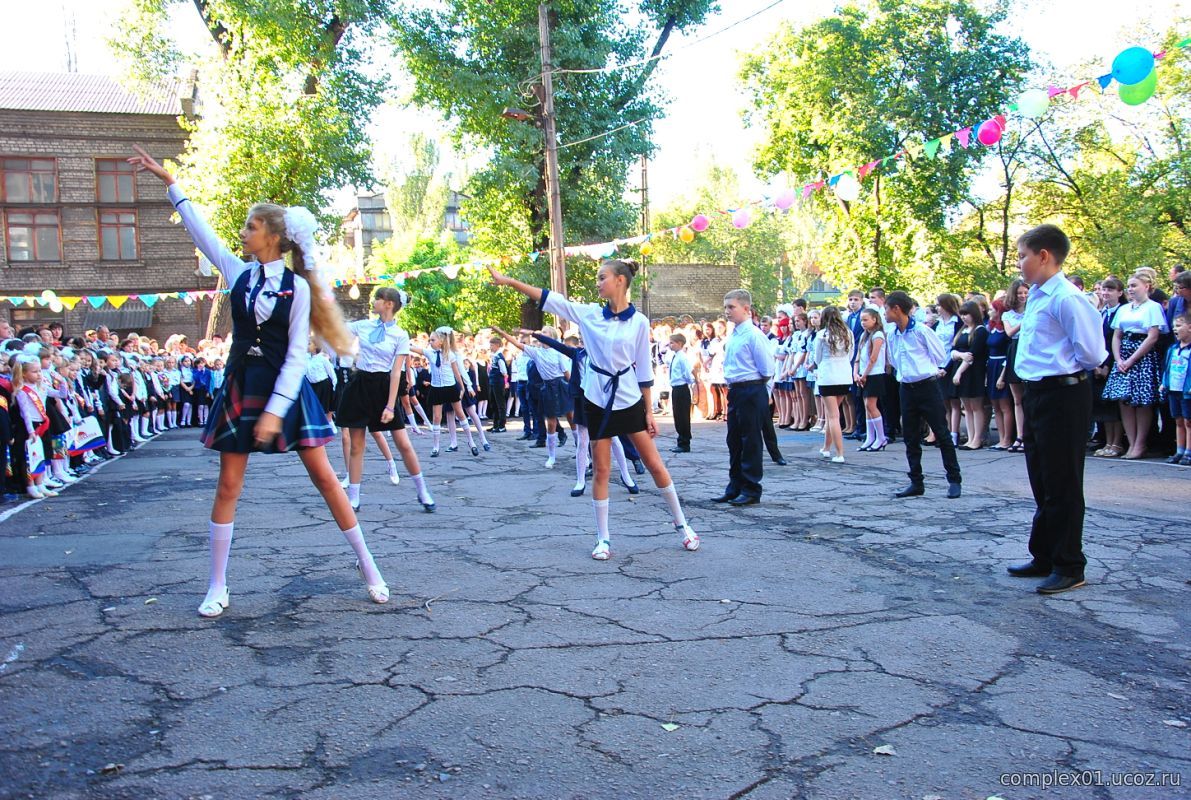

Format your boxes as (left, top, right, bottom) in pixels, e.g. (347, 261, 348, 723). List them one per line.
(977, 119, 1003, 146)
(690, 214, 710, 232)
(732, 209, 752, 229)
(774, 189, 796, 210)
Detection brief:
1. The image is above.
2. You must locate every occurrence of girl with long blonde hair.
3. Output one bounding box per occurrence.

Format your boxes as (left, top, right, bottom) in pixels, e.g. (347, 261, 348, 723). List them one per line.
(128, 146, 390, 617)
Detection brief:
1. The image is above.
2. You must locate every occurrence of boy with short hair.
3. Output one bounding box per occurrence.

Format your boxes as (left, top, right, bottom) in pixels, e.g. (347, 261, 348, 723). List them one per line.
(487, 336, 509, 433)
(668, 332, 695, 453)
(1161, 312, 1191, 465)
(713, 289, 773, 506)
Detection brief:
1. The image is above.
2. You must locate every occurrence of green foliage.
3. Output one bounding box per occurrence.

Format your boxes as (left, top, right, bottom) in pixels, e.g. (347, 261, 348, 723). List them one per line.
(376, 132, 453, 264)
(391, 0, 717, 290)
(740, 0, 1032, 297)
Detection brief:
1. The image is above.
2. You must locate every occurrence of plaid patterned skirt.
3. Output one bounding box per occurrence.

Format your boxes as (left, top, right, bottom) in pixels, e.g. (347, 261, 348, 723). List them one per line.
(201, 360, 335, 453)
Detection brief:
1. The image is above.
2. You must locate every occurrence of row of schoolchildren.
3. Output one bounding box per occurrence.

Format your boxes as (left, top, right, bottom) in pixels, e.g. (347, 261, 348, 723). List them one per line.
(0, 335, 233, 502)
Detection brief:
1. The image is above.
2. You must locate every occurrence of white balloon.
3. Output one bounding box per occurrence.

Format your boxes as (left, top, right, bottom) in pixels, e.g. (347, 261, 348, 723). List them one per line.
(834, 173, 861, 203)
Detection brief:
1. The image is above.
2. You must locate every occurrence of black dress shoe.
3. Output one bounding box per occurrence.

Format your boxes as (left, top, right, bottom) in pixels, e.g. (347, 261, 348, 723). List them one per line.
(633, 458, 646, 475)
(531, 441, 546, 448)
(772, 457, 788, 466)
(570, 487, 585, 497)
(894, 484, 925, 498)
(947, 482, 962, 499)
(728, 494, 760, 506)
(1006, 560, 1051, 578)
(711, 493, 735, 503)
(1036, 573, 1087, 594)
(671, 446, 690, 453)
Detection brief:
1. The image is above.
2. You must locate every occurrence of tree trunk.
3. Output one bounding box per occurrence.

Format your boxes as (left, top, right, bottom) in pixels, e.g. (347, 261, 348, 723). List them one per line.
(205, 274, 231, 339)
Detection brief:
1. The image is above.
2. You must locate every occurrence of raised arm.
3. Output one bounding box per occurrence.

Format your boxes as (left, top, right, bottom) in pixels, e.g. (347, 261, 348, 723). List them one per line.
(531, 332, 579, 359)
(493, 327, 526, 351)
(488, 266, 584, 324)
(127, 145, 247, 285)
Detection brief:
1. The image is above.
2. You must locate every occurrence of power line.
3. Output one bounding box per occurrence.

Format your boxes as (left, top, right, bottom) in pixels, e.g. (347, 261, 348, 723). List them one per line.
(557, 116, 651, 149)
(553, 0, 789, 76)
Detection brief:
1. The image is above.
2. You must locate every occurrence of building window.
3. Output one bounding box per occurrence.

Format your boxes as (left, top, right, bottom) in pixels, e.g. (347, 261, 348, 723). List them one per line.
(5, 210, 61, 261)
(1, 158, 57, 203)
(96, 159, 136, 203)
(361, 210, 391, 231)
(99, 210, 138, 260)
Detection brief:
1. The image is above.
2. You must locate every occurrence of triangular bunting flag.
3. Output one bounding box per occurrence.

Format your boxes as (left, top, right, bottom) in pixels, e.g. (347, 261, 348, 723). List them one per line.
(1178, 37, 1191, 48)
(177, 292, 188, 301)
(956, 127, 973, 148)
(1068, 82, 1088, 99)
(939, 133, 955, 151)
(8, 297, 26, 307)
(827, 174, 842, 187)
(141, 294, 160, 307)
(923, 138, 942, 159)
(87, 296, 107, 309)
(108, 295, 129, 309)
(59, 296, 81, 310)
(904, 141, 923, 160)
(858, 160, 880, 178)
(801, 185, 815, 198)
(1047, 85, 1064, 98)
(1097, 73, 1113, 90)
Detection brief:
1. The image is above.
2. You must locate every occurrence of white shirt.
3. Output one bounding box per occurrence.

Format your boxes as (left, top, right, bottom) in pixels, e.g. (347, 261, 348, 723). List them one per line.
(1112, 299, 1167, 335)
(542, 291, 653, 411)
(812, 329, 854, 386)
(305, 352, 336, 385)
(454, 352, 476, 392)
(858, 329, 888, 375)
(1016, 272, 1108, 380)
(427, 348, 458, 387)
(349, 318, 411, 373)
(511, 352, 529, 381)
(524, 342, 568, 380)
(168, 183, 310, 419)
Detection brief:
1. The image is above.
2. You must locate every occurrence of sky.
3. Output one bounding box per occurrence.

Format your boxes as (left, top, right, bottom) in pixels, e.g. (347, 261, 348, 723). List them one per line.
(1, 0, 1186, 213)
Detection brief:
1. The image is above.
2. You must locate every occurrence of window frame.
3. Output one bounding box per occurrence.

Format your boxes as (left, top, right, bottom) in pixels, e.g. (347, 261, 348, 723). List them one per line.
(0, 157, 59, 204)
(4, 208, 63, 263)
(95, 158, 137, 204)
(97, 208, 140, 262)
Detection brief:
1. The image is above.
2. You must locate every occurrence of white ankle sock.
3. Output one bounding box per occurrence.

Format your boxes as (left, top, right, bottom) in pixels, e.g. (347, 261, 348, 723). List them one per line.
(386, 458, 396, 472)
(341, 524, 383, 586)
(208, 521, 234, 592)
(658, 483, 687, 527)
(593, 498, 610, 541)
(411, 472, 433, 504)
(347, 483, 360, 505)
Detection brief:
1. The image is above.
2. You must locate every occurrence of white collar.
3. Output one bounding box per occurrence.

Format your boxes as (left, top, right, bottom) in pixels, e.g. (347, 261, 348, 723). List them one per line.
(257, 259, 286, 279)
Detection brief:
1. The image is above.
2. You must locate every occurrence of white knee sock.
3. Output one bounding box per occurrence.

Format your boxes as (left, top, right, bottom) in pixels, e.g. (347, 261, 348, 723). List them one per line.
(593, 498, 610, 542)
(470, 410, 488, 445)
(574, 427, 590, 490)
(208, 521, 234, 592)
(658, 483, 687, 528)
(416, 403, 432, 426)
(863, 418, 876, 448)
(341, 524, 383, 586)
(447, 415, 458, 447)
(347, 483, 360, 505)
(547, 433, 558, 460)
(611, 437, 634, 486)
(873, 417, 886, 445)
(411, 472, 433, 505)
(406, 412, 417, 428)
(432, 424, 441, 449)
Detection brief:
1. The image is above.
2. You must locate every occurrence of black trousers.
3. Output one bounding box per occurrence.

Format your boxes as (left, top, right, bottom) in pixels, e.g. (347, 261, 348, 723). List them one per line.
(725, 382, 767, 499)
(883, 372, 902, 436)
(671, 384, 692, 448)
(762, 404, 784, 461)
(1023, 379, 1092, 577)
(489, 381, 506, 429)
(900, 377, 961, 485)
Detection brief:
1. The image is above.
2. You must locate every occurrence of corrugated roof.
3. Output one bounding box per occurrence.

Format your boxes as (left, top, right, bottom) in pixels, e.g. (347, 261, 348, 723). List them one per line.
(0, 72, 185, 115)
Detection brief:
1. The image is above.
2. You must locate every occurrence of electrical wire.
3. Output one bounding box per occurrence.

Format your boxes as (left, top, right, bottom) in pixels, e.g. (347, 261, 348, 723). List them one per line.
(557, 116, 652, 149)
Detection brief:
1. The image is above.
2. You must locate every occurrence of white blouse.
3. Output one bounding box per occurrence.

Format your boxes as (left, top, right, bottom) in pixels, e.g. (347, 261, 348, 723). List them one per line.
(349, 318, 411, 373)
(541, 291, 653, 411)
(167, 183, 311, 419)
(1112, 300, 1168, 335)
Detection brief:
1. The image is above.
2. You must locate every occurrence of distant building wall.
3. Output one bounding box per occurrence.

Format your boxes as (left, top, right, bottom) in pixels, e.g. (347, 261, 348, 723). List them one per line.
(643, 263, 741, 321)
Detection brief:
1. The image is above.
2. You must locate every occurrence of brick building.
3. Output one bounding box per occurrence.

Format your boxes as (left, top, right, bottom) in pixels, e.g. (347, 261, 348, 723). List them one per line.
(642, 263, 741, 320)
(0, 71, 218, 342)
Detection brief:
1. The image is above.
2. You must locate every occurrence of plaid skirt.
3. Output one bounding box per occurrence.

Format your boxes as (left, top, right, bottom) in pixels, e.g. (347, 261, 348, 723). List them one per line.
(201, 359, 335, 453)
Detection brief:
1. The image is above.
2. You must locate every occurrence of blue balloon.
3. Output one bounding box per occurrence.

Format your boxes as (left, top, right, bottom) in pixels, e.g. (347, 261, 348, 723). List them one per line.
(1112, 46, 1155, 86)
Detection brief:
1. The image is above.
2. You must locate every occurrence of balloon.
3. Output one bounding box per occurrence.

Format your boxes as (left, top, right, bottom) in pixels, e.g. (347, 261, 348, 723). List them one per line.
(689, 214, 710, 232)
(977, 118, 1003, 146)
(774, 189, 797, 210)
(49, 299, 64, 313)
(1118, 68, 1157, 105)
(40, 289, 56, 302)
(732, 209, 752, 229)
(348, 283, 361, 300)
(1017, 89, 1050, 118)
(639, 242, 654, 256)
(678, 226, 695, 243)
(1112, 46, 1155, 86)
(833, 173, 861, 203)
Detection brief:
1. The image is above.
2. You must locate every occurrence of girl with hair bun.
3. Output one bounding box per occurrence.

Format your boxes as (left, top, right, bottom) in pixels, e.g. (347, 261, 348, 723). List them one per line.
(489, 258, 699, 561)
(128, 145, 390, 617)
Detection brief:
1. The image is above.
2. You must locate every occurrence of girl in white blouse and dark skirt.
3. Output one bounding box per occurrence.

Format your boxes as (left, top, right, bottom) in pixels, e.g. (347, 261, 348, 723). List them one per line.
(128, 146, 390, 617)
(489, 259, 699, 561)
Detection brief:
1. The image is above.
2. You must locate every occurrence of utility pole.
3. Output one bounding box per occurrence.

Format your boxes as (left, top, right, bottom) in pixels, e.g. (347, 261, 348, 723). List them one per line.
(638, 154, 651, 319)
(537, 3, 567, 302)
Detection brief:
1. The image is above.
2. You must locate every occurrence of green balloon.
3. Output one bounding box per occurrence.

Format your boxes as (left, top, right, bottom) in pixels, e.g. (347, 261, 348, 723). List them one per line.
(1017, 89, 1050, 119)
(1119, 68, 1157, 105)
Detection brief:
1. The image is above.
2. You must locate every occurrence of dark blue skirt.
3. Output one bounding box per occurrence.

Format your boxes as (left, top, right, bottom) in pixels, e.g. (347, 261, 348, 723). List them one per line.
(201, 359, 335, 454)
(540, 377, 571, 418)
(987, 357, 1009, 400)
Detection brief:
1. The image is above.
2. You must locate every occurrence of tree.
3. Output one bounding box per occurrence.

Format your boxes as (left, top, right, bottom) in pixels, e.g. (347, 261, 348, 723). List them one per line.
(740, 0, 1031, 297)
(109, 0, 391, 335)
(391, 0, 719, 306)
(376, 132, 454, 265)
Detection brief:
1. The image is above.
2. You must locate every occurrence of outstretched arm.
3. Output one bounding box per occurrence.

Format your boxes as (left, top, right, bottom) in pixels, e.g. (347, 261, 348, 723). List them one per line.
(492, 327, 526, 351)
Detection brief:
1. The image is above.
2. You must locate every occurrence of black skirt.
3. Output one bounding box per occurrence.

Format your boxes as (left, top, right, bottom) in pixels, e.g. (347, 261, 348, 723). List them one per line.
(584, 397, 646, 440)
(337, 370, 405, 431)
(1004, 338, 1022, 385)
(311, 378, 334, 415)
(428, 383, 462, 407)
(861, 373, 887, 399)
